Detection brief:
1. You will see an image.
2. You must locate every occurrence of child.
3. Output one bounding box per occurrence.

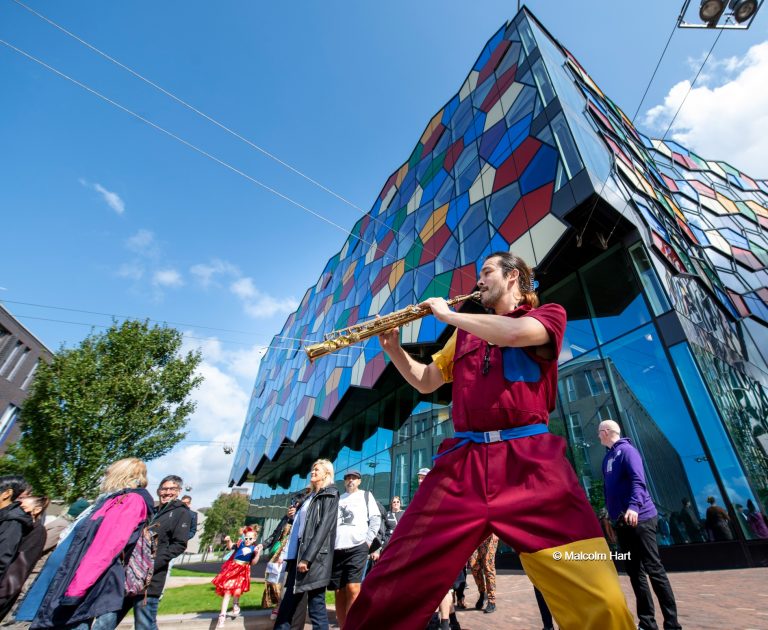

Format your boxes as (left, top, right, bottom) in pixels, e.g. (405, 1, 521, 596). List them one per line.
(262, 522, 292, 619)
(212, 526, 262, 627)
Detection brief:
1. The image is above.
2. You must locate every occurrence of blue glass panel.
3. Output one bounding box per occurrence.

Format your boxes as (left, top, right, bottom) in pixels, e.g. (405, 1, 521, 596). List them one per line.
(669, 342, 758, 538)
(460, 223, 491, 266)
(478, 232, 510, 273)
(479, 119, 508, 162)
(442, 95, 460, 126)
(519, 144, 558, 195)
(473, 25, 506, 71)
(581, 248, 652, 344)
(504, 84, 536, 128)
(453, 142, 479, 176)
(601, 325, 723, 536)
(463, 111, 488, 145)
(452, 98, 475, 141)
(488, 182, 521, 228)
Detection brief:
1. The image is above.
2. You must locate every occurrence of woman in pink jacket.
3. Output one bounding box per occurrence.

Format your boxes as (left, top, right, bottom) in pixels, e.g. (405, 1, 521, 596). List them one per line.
(31, 458, 155, 630)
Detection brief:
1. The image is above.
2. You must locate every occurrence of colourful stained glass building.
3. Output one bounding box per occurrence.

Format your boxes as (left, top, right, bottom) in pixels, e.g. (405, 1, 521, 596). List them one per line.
(231, 8, 768, 568)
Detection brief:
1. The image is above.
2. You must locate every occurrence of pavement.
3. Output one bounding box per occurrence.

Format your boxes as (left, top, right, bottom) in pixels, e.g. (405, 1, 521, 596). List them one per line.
(117, 567, 768, 629)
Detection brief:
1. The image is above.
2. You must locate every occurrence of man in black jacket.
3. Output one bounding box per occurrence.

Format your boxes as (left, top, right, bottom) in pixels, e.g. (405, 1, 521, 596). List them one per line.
(132, 475, 191, 630)
(0, 476, 32, 581)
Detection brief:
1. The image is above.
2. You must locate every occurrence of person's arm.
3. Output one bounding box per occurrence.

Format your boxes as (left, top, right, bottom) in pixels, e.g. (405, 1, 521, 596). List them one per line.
(365, 495, 382, 548)
(623, 447, 648, 527)
(378, 327, 445, 394)
(0, 522, 24, 580)
(64, 495, 148, 597)
(155, 506, 191, 571)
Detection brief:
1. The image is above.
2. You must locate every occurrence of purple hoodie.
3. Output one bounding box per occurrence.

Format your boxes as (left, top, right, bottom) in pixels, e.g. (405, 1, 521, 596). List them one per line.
(602, 437, 657, 522)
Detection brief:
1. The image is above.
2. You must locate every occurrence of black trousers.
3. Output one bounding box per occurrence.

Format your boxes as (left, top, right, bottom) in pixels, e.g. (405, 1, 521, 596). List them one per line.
(616, 516, 681, 630)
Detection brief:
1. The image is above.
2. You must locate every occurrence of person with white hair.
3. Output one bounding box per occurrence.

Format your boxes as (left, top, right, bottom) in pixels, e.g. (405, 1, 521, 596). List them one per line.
(599, 419, 682, 630)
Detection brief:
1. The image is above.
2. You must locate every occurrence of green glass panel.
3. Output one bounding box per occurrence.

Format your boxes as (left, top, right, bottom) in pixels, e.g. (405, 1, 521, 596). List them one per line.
(420, 151, 446, 188)
(405, 239, 424, 271)
(409, 143, 424, 170)
(392, 206, 408, 233)
(418, 270, 453, 301)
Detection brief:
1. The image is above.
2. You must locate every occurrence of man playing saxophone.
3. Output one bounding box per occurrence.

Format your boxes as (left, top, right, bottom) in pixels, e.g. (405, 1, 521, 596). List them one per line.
(343, 251, 634, 630)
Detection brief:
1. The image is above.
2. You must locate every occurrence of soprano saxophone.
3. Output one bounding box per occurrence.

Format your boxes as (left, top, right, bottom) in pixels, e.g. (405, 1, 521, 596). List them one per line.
(304, 291, 482, 362)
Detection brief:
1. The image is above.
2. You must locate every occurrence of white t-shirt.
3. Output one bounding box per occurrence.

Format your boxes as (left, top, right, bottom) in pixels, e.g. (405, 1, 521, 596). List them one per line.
(335, 490, 381, 550)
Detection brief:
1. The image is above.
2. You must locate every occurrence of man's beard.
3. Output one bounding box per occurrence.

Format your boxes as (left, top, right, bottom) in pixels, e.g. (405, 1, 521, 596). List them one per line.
(480, 286, 501, 309)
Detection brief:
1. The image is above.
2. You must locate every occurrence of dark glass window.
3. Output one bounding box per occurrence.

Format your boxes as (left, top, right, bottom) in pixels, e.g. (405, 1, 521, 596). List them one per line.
(581, 248, 652, 344)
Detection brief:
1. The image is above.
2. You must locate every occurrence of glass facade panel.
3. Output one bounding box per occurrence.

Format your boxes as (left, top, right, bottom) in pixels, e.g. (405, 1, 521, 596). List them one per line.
(669, 342, 761, 538)
(581, 248, 652, 344)
(550, 112, 584, 180)
(629, 243, 671, 316)
(600, 325, 727, 543)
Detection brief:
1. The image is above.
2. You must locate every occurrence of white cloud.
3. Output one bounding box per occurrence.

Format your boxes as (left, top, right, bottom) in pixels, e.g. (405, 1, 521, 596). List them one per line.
(117, 262, 144, 280)
(126, 229, 158, 256)
(190, 259, 240, 288)
(191, 258, 298, 319)
(152, 269, 184, 288)
(243, 293, 299, 319)
(644, 41, 768, 177)
(80, 178, 125, 214)
(146, 337, 264, 507)
(230, 277, 257, 300)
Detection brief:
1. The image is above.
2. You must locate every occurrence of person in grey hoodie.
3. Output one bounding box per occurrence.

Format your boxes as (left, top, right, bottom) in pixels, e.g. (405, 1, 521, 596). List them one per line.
(599, 420, 681, 630)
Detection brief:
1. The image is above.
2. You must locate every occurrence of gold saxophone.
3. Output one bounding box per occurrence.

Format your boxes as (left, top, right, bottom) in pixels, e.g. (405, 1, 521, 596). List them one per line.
(304, 291, 482, 362)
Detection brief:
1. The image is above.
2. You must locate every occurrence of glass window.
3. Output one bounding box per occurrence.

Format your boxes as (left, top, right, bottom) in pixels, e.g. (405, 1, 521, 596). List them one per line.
(586, 368, 610, 396)
(550, 112, 584, 179)
(565, 375, 577, 402)
(581, 247, 652, 344)
(669, 343, 758, 539)
(601, 325, 726, 544)
(629, 244, 671, 316)
(0, 404, 20, 441)
(531, 58, 555, 106)
(542, 272, 598, 361)
(518, 18, 537, 55)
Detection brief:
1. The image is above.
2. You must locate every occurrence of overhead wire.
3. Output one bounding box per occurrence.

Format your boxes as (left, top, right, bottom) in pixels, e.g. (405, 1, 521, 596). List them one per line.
(9, 312, 368, 359)
(603, 25, 726, 244)
(7, 0, 478, 294)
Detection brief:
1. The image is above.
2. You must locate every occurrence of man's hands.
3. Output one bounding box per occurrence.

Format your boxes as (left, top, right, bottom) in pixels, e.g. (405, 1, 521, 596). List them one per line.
(287, 507, 297, 519)
(420, 297, 453, 323)
(297, 560, 309, 573)
(624, 509, 639, 527)
(378, 298, 454, 353)
(378, 326, 400, 353)
(370, 550, 381, 562)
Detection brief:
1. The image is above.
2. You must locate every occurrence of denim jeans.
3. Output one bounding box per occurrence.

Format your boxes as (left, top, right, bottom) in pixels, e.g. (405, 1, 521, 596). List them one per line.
(132, 596, 160, 630)
(274, 561, 328, 630)
(69, 611, 118, 630)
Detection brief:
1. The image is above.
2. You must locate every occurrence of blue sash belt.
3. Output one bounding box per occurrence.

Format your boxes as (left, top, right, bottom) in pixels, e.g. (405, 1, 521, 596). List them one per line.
(432, 423, 549, 461)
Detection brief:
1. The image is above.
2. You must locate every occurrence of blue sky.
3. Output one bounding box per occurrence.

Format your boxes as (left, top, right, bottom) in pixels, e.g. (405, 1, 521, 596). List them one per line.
(2, 1, 766, 506)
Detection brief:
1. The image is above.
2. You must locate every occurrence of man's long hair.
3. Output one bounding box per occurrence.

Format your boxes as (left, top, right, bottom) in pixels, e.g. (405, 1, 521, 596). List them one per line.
(485, 251, 540, 307)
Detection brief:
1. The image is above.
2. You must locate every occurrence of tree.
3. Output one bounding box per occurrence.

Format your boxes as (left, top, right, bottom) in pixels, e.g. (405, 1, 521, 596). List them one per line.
(0, 320, 202, 501)
(201, 492, 250, 548)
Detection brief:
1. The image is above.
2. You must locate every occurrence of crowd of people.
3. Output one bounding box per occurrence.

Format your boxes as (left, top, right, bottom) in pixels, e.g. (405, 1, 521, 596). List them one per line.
(3, 251, 767, 630)
(0, 461, 196, 630)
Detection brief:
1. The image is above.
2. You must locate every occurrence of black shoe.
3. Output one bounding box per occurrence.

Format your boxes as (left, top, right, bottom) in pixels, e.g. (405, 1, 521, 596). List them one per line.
(484, 602, 496, 614)
(449, 612, 462, 630)
(474, 594, 486, 610)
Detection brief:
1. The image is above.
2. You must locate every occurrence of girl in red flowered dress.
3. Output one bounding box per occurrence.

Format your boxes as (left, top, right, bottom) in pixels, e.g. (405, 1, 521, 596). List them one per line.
(212, 526, 262, 627)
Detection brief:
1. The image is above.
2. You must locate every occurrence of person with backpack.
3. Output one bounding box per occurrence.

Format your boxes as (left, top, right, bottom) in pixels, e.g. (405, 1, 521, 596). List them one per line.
(30, 458, 155, 630)
(130, 474, 192, 630)
(212, 526, 262, 627)
(328, 470, 381, 629)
